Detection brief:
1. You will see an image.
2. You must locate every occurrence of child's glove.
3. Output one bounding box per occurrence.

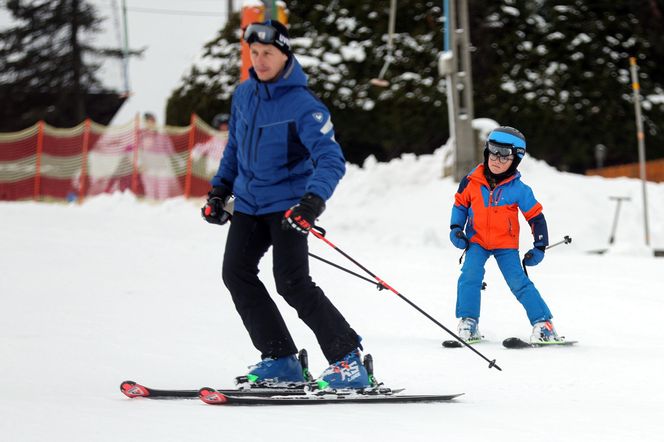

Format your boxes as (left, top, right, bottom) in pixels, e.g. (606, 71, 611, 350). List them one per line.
(449, 226, 469, 249)
(523, 247, 545, 266)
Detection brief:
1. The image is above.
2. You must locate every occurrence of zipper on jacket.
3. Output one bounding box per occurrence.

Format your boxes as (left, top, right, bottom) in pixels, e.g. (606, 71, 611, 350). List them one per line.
(243, 88, 261, 205)
(253, 127, 262, 164)
(248, 89, 260, 165)
(487, 189, 493, 246)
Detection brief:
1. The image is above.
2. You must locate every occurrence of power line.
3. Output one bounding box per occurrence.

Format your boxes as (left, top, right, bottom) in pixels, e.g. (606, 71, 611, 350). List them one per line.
(87, 1, 227, 17)
(127, 6, 225, 17)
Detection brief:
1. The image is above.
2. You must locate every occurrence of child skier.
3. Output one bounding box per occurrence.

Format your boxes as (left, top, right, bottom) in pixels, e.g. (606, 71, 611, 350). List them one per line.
(449, 126, 562, 344)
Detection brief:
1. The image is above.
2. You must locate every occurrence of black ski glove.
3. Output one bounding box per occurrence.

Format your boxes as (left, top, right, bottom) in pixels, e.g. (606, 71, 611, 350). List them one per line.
(202, 185, 232, 225)
(282, 193, 326, 235)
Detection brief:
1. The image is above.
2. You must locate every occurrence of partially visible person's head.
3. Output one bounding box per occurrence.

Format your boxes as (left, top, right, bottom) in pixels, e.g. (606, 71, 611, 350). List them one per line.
(244, 20, 291, 82)
(143, 112, 157, 129)
(212, 113, 230, 130)
(483, 126, 526, 180)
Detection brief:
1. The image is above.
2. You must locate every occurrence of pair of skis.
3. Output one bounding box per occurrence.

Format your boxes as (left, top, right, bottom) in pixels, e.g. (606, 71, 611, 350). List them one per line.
(121, 350, 462, 406)
(442, 337, 578, 349)
(120, 380, 462, 405)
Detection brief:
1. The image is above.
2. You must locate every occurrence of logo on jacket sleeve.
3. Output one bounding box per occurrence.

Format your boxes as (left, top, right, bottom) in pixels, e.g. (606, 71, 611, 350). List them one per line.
(312, 112, 324, 123)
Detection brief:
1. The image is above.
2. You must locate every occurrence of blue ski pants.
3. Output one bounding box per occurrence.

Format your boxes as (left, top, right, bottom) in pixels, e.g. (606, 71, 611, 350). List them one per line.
(456, 243, 552, 325)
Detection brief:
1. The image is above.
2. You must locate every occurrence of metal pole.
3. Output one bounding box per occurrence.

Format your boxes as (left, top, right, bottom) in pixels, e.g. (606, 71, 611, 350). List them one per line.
(443, 0, 458, 176)
(441, 0, 476, 181)
(629, 57, 650, 246)
(377, 0, 396, 80)
(608, 196, 630, 245)
(121, 0, 131, 94)
(263, 0, 272, 20)
(458, 0, 474, 121)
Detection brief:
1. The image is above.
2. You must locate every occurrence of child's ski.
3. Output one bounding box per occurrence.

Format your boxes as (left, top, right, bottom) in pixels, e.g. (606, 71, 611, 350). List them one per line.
(441, 339, 481, 348)
(502, 337, 578, 349)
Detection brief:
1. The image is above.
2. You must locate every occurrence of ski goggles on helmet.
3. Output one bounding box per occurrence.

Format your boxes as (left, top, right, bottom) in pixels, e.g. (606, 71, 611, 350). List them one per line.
(486, 130, 526, 158)
(243, 23, 290, 53)
(486, 141, 515, 157)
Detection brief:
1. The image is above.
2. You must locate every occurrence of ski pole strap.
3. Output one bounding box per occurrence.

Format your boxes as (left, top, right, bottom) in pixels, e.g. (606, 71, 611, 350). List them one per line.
(522, 257, 529, 277)
(311, 225, 326, 237)
(458, 245, 469, 265)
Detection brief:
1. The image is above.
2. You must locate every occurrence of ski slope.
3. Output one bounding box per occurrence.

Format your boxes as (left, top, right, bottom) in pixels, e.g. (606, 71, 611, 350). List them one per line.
(1, 147, 663, 441)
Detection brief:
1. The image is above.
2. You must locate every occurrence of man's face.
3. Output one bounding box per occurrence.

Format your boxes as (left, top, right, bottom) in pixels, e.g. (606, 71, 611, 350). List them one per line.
(250, 42, 288, 82)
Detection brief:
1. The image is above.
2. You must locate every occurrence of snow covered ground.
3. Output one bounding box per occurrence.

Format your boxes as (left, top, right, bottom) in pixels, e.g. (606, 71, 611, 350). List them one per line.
(1, 148, 663, 441)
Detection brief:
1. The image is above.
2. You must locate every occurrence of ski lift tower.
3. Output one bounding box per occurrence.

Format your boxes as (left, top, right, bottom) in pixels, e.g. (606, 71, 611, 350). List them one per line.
(439, 0, 478, 181)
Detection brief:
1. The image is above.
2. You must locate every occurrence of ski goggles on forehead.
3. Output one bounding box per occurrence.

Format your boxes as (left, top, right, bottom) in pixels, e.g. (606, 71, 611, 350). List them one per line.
(244, 23, 280, 45)
(486, 141, 514, 157)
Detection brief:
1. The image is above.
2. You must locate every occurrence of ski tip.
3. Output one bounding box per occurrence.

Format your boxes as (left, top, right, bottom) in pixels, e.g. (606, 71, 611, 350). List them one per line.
(120, 380, 150, 398)
(199, 387, 228, 405)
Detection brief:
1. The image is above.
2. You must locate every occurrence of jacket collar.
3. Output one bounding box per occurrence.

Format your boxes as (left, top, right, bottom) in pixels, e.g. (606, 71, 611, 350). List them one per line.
(469, 164, 520, 188)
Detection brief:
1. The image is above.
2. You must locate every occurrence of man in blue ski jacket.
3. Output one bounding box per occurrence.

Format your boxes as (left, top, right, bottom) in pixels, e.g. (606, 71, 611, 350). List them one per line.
(202, 20, 371, 390)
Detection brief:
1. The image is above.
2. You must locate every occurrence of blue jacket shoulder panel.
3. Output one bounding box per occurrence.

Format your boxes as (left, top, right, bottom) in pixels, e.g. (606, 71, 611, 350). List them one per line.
(294, 94, 345, 200)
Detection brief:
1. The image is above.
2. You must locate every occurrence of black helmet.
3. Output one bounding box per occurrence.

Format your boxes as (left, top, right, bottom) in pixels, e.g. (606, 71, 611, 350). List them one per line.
(212, 113, 230, 127)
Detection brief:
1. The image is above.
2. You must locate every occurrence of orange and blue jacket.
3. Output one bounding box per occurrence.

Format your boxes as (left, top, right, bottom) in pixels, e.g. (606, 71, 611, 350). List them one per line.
(450, 164, 548, 250)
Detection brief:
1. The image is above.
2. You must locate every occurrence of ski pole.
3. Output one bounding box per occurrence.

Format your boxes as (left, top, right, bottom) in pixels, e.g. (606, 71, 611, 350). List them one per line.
(311, 251, 488, 292)
(523, 235, 572, 276)
(310, 226, 501, 371)
(546, 235, 572, 250)
(308, 252, 385, 290)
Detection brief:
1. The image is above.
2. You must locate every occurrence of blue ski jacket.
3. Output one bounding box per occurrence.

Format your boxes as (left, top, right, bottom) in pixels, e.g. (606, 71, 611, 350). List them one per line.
(211, 56, 346, 215)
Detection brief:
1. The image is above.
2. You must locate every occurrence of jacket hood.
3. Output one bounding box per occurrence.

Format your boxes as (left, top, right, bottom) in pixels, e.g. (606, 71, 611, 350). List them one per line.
(248, 55, 308, 100)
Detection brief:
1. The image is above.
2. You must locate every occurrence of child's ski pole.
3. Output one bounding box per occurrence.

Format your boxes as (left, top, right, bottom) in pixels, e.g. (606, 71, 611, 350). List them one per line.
(523, 235, 572, 276)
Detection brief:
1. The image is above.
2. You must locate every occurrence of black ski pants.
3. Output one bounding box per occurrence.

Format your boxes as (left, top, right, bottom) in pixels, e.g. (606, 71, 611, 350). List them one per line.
(222, 211, 360, 364)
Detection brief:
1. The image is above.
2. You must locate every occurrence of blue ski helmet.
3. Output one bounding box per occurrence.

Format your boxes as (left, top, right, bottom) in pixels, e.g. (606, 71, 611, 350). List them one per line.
(483, 126, 526, 180)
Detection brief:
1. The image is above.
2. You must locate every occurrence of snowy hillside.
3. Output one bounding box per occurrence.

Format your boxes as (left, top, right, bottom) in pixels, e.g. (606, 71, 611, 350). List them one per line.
(1, 147, 663, 441)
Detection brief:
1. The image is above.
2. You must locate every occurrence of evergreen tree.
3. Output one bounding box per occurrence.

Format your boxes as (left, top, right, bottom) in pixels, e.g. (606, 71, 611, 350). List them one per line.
(286, 0, 448, 164)
(0, 0, 132, 129)
(470, 0, 664, 172)
(167, 0, 664, 171)
(167, 1, 449, 165)
(166, 13, 241, 127)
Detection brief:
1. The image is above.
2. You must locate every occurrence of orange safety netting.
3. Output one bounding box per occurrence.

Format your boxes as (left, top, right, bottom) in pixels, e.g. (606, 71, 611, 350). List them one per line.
(0, 115, 227, 201)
